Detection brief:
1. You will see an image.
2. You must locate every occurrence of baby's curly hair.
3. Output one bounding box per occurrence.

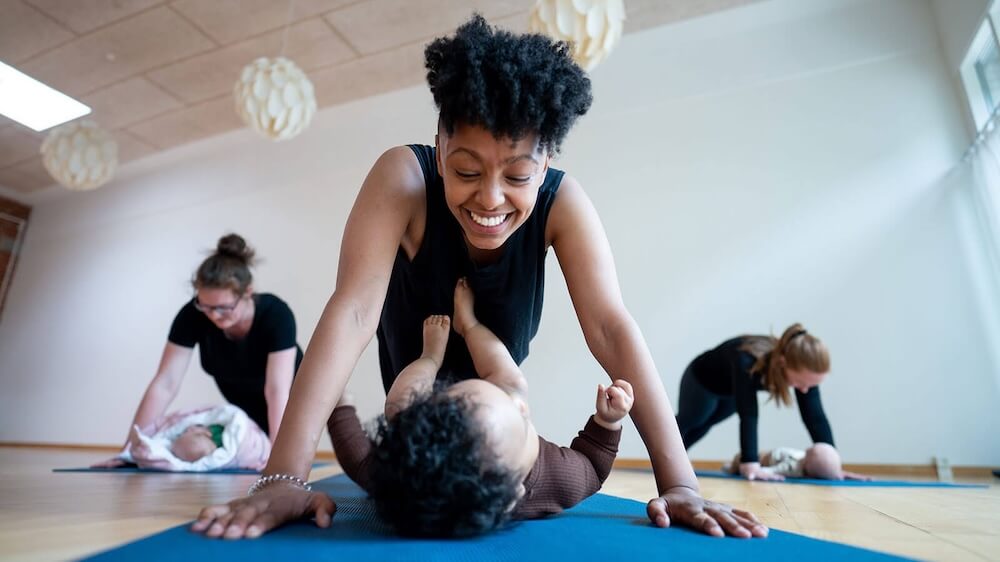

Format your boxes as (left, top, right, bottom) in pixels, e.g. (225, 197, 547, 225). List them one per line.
(369, 389, 521, 537)
(425, 14, 593, 155)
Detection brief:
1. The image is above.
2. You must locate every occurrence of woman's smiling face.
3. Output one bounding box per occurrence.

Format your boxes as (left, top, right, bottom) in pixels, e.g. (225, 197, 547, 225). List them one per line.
(436, 123, 550, 252)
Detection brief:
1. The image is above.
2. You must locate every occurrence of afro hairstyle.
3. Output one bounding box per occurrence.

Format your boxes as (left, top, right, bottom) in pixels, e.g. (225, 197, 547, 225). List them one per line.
(424, 14, 593, 155)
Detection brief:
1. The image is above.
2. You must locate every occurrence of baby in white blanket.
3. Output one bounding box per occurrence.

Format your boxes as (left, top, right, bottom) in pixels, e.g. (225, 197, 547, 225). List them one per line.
(103, 404, 271, 472)
(722, 444, 871, 481)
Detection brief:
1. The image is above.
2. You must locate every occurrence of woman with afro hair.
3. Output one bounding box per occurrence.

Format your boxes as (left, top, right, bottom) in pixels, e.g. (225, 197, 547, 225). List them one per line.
(193, 15, 767, 540)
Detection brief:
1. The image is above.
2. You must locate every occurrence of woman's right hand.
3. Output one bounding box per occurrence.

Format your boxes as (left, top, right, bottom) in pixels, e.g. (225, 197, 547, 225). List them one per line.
(739, 462, 785, 481)
(90, 457, 128, 468)
(191, 484, 337, 539)
(91, 442, 131, 468)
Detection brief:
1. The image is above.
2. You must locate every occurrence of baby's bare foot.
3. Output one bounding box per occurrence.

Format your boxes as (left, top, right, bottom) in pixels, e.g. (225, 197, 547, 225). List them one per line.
(422, 315, 450, 365)
(453, 278, 479, 337)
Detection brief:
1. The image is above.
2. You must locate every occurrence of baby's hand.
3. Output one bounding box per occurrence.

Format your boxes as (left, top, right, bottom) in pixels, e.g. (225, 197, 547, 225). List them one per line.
(594, 379, 634, 430)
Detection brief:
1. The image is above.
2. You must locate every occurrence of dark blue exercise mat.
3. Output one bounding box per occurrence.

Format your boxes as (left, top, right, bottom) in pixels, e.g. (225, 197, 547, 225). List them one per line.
(54, 462, 329, 475)
(81, 474, 912, 562)
(695, 470, 988, 488)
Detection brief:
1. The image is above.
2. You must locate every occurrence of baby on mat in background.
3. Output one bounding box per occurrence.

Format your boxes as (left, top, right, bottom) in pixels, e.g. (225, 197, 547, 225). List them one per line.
(107, 403, 271, 471)
(327, 278, 635, 537)
(722, 443, 871, 481)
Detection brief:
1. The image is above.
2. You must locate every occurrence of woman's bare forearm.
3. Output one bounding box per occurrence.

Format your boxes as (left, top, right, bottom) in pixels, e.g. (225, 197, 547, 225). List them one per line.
(586, 315, 699, 494)
(129, 383, 175, 439)
(263, 294, 379, 478)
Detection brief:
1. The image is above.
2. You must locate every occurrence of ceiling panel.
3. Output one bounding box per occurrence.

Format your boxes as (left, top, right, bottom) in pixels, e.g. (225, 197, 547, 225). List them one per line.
(0, 1, 75, 64)
(25, 0, 164, 34)
(147, 17, 356, 104)
(114, 130, 159, 163)
(324, 0, 532, 55)
(0, 125, 45, 168)
(19, 6, 216, 97)
(0, 156, 52, 193)
(81, 77, 184, 130)
(126, 95, 241, 150)
(170, 0, 361, 46)
(311, 40, 426, 108)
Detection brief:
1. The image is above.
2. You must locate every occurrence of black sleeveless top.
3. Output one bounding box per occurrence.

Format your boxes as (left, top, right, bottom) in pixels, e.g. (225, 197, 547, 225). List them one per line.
(375, 144, 565, 391)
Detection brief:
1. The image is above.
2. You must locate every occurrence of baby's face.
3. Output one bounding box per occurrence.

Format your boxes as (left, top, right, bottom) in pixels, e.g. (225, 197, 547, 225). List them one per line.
(170, 425, 218, 462)
(445, 379, 538, 481)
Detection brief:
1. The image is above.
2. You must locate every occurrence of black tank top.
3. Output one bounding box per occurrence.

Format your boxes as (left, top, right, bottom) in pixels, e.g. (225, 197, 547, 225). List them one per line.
(375, 144, 565, 391)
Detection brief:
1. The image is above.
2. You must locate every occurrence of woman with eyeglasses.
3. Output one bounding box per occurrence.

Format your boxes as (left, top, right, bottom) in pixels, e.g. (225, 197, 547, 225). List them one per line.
(95, 234, 303, 467)
(675, 324, 837, 481)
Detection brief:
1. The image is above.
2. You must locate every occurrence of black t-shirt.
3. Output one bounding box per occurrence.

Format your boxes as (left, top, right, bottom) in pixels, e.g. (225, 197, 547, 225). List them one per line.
(375, 145, 564, 391)
(167, 293, 304, 435)
(689, 337, 835, 463)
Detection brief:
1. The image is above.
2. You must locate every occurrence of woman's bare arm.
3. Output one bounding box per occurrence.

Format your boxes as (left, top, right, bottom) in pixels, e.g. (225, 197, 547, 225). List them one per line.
(192, 146, 425, 539)
(547, 175, 766, 538)
(263, 348, 297, 441)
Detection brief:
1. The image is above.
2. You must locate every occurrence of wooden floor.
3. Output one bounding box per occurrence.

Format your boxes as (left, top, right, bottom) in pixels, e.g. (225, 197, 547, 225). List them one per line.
(1, 447, 997, 561)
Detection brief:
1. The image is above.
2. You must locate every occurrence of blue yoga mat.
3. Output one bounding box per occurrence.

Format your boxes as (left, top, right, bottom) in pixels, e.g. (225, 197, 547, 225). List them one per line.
(695, 470, 988, 488)
(81, 474, 912, 561)
(54, 462, 329, 475)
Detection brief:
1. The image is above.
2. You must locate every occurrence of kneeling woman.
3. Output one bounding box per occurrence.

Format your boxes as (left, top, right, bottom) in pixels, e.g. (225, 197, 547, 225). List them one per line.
(97, 234, 303, 467)
(676, 324, 836, 481)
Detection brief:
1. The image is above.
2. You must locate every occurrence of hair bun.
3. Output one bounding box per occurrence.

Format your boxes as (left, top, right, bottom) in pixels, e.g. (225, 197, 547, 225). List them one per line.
(216, 233, 256, 264)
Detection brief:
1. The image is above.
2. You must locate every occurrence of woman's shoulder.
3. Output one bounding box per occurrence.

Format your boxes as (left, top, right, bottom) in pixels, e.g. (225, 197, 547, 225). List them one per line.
(360, 145, 429, 209)
(704, 337, 745, 354)
(173, 298, 201, 323)
(253, 293, 293, 319)
(168, 299, 207, 344)
(544, 172, 593, 244)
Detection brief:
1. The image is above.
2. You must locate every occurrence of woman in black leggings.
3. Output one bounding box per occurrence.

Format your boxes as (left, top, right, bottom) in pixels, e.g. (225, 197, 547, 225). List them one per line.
(676, 324, 836, 481)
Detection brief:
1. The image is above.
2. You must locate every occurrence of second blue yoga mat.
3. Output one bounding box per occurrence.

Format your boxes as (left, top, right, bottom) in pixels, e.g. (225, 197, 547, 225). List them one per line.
(82, 473, 912, 561)
(694, 470, 988, 488)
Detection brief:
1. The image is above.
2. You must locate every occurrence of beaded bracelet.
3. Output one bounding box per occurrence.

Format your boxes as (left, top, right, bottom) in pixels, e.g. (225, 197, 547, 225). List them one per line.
(247, 473, 313, 496)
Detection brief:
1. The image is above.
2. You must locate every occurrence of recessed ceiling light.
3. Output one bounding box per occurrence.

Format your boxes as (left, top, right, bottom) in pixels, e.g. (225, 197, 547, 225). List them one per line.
(0, 61, 91, 132)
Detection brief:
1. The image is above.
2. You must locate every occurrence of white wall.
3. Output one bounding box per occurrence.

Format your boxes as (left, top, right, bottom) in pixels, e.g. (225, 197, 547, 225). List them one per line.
(1, 0, 997, 466)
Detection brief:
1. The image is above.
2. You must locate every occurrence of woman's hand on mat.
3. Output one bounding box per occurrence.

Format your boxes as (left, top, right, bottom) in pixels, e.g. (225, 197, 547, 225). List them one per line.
(739, 462, 785, 481)
(647, 487, 768, 538)
(191, 484, 336, 539)
(90, 456, 128, 468)
(842, 470, 873, 481)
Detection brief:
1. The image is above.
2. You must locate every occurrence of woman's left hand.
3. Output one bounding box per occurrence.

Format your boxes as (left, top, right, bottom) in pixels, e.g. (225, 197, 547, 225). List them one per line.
(842, 471, 873, 481)
(646, 487, 769, 538)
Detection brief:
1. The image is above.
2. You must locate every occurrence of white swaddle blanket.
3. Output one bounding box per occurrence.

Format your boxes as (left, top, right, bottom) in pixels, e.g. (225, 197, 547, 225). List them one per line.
(721, 447, 807, 478)
(119, 404, 270, 471)
(764, 447, 806, 478)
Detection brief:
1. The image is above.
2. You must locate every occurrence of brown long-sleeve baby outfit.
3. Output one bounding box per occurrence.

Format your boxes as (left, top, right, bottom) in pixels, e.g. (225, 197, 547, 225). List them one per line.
(326, 405, 620, 519)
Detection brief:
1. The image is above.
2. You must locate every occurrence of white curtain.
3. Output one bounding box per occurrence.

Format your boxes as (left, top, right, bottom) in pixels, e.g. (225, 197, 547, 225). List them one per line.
(965, 123, 1000, 280)
(953, 123, 1000, 382)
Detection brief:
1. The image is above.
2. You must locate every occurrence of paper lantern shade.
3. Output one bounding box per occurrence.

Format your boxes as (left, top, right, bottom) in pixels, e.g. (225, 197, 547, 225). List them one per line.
(40, 120, 118, 191)
(234, 56, 317, 141)
(529, 0, 626, 71)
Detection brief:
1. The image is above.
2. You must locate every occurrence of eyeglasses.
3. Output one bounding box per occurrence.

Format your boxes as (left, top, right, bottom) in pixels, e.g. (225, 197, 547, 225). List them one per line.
(192, 295, 243, 316)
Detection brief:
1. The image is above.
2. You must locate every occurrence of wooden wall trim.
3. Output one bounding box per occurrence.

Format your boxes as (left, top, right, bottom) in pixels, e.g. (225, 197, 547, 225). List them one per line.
(3, 443, 993, 478)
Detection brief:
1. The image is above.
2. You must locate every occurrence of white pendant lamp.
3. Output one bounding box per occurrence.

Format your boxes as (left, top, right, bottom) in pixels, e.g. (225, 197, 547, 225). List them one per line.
(529, 0, 626, 71)
(234, 56, 317, 141)
(40, 120, 118, 191)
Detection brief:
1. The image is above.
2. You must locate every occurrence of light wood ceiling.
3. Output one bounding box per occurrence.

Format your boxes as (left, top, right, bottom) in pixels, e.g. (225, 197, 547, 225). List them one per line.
(0, 0, 758, 196)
